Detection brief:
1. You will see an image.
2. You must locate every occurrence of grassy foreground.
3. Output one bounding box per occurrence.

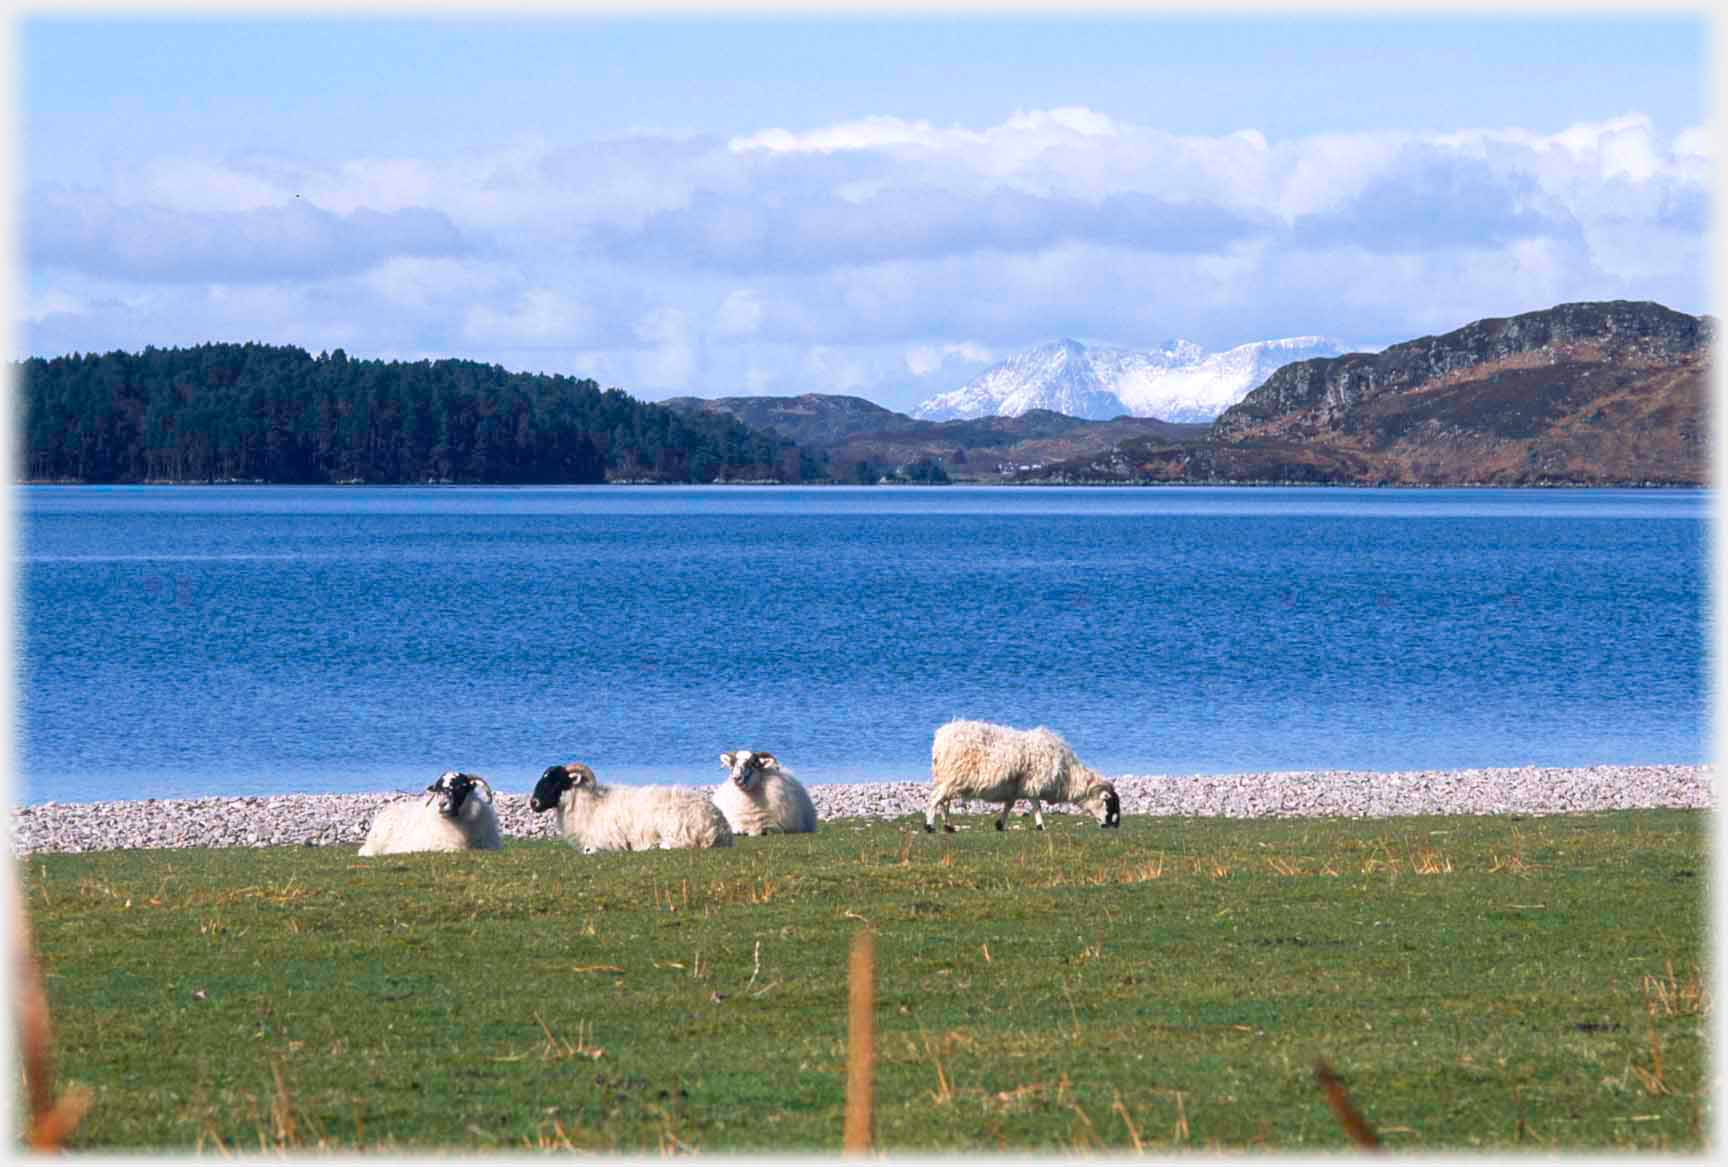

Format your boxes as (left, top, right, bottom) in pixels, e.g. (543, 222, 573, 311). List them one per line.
(18, 808, 1710, 1153)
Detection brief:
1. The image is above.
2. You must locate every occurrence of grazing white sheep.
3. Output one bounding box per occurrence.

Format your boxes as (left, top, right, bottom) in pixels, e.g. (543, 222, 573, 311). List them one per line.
(712, 751, 819, 836)
(529, 763, 734, 852)
(925, 719, 1122, 834)
(358, 771, 503, 856)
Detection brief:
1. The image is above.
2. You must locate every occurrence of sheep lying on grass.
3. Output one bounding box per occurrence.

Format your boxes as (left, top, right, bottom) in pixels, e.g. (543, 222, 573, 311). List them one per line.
(358, 771, 502, 856)
(713, 751, 819, 836)
(529, 763, 734, 852)
(925, 719, 1122, 834)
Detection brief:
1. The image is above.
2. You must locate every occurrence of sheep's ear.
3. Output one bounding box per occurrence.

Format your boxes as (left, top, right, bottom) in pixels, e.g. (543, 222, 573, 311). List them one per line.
(720, 752, 737, 769)
(757, 753, 777, 769)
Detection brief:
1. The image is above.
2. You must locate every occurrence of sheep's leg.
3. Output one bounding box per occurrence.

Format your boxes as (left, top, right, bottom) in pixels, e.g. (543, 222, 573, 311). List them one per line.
(925, 796, 954, 834)
(995, 801, 1014, 831)
(1028, 799, 1046, 831)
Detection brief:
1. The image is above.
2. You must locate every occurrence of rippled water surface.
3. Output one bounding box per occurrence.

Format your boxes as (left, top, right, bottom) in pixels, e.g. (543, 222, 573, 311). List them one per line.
(14, 485, 1709, 803)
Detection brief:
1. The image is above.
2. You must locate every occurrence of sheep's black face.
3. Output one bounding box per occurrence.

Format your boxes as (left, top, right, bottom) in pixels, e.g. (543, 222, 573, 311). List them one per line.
(721, 750, 776, 792)
(429, 772, 479, 817)
(529, 766, 573, 814)
(1102, 788, 1122, 829)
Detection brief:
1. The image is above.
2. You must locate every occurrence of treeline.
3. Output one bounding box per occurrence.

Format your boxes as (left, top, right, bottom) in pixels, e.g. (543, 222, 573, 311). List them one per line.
(14, 343, 822, 485)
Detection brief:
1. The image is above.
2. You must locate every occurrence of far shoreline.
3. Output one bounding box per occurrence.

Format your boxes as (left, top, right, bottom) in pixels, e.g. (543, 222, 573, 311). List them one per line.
(13, 478, 1710, 490)
(9, 762, 1710, 856)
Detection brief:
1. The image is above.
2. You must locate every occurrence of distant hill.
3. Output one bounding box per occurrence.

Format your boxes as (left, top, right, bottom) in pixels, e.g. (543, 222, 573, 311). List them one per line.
(912, 335, 1358, 423)
(1023, 301, 1712, 486)
(659, 392, 927, 447)
(26, 302, 1705, 488)
(662, 394, 1207, 481)
(821, 410, 1207, 479)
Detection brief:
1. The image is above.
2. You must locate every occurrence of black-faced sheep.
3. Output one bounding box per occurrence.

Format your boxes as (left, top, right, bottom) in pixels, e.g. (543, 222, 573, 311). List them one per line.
(358, 771, 503, 856)
(925, 719, 1122, 833)
(529, 763, 734, 852)
(713, 751, 819, 836)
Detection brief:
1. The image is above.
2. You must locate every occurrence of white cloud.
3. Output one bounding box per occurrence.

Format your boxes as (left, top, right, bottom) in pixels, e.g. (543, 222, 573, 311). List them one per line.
(634, 306, 696, 389)
(29, 191, 467, 282)
(905, 342, 992, 376)
(19, 107, 1709, 413)
(133, 158, 286, 213)
(801, 345, 867, 393)
(714, 289, 764, 337)
(463, 288, 597, 346)
(18, 288, 84, 323)
(363, 257, 511, 309)
(729, 115, 961, 155)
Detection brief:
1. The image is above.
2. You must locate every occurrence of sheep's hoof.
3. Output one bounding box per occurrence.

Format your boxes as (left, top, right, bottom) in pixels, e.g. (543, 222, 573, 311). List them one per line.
(995, 820, 1005, 832)
(943, 825, 956, 834)
(924, 824, 934, 834)
(1034, 824, 1045, 832)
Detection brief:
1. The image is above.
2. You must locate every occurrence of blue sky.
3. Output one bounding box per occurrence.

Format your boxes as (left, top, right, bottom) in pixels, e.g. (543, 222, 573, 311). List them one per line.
(17, 11, 1715, 412)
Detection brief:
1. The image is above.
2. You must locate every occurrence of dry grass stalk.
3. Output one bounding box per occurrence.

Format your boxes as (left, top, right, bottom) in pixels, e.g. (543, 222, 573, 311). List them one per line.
(1360, 842, 1401, 876)
(269, 1060, 299, 1147)
(1313, 1059, 1380, 1149)
(1488, 829, 1546, 875)
(1411, 848, 1453, 875)
(1630, 998, 1670, 1096)
(1067, 1101, 1101, 1150)
(920, 1029, 954, 1105)
(534, 1012, 605, 1061)
(523, 1118, 578, 1151)
(650, 1103, 693, 1155)
(652, 877, 693, 913)
(1111, 1091, 1144, 1153)
(1643, 961, 1708, 1017)
(843, 929, 875, 1155)
(1118, 855, 1166, 883)
(14, 889, 91, 1151)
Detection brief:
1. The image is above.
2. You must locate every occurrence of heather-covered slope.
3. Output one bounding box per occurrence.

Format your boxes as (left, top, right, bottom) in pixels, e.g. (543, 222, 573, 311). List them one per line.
(1030, 301, 1712, 485)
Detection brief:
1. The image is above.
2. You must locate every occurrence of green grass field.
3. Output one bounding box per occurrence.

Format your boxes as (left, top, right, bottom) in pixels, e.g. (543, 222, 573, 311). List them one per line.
(18, 808, 1709, 1152)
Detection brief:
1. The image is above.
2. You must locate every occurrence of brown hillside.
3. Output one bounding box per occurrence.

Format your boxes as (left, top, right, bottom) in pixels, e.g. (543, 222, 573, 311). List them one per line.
(1031, 301, 1712, 486)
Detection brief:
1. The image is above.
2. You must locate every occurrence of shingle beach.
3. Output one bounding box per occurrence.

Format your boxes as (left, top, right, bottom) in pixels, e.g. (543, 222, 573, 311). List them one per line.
(8, 763, 1710, 856)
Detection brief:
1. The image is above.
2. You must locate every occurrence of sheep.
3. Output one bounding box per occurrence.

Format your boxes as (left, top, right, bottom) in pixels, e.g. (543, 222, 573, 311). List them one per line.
(712, 750, 819, 836)
(529, 762, 734, 852)
(357, 771, 503, 856)
(925, 719, 1122, 834)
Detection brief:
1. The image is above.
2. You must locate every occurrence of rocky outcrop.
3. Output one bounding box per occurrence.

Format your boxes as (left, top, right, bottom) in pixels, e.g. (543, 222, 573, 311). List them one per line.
(1200, 301, 1711, 485)
(1025, 301, 1710, 486)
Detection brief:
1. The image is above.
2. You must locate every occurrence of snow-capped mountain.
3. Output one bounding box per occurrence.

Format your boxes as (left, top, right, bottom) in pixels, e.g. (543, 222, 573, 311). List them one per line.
(914, 336, 1360, 423)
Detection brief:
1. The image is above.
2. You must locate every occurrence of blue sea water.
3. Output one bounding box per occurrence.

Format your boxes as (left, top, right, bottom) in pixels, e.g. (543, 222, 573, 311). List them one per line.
(11, 485, 1710, 805)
